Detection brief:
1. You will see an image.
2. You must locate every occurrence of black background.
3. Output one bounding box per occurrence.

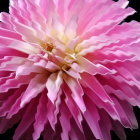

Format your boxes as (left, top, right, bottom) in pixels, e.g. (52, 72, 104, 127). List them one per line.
(0, 0, 140, 140)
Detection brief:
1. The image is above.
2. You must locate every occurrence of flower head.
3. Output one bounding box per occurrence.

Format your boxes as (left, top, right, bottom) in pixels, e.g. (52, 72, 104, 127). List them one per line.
(0, 0, 140, 140)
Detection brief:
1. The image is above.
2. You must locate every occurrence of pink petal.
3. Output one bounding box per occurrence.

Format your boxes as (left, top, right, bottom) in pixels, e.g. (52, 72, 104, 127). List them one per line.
(64, 76, 86, 113)
(0, 74, 35, 93)
(47, 90, 62, 131)
(0, 12, 14, 30)
(0, 36, 39, 54)
(32, 92, 48, 140)
(78, 56, 116, 75)
(81, 72, 113, 103)
(0, 109, 24, 134)
(63, 84, 83, 132)
(69, 119, 86, 140)
(65, 15, 78, 40)
(46, 71, 63, 103)
(99, 110, 112, 140)
(84, 97, 103, 140)
(13, 98, 39, 140)
(59, 103, 71, 140)
(20, 74, 46, 107)
(0, 86, 24, 117)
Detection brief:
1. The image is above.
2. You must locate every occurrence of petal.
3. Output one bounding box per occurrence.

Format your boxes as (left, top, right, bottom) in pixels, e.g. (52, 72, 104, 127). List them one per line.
(111, 96, 132, 128)
(83, 87, 120, 121)
(0, 12, 14, 30)
(43, 122, 54, 140)
(59, 103, 71, 140)
(13, 98, 39, 140)
(69, 119, 85, 140)
(84, 97, 103, 140)
(81, 72, 112, 103)
(0, 36, 40, 54)
(46, 71, 63, 103)
(0, 109, 24, 134)
(20, 74, 46, 107)
(10, 18, 40, 44)
(47, 90, 62, 131)
(78, 56, 116, 75)
(64, 75, 86, 113)
(0, 86, 24, 117)
(16, 61, 45, 76)
(99, 110, 112, 140)
(32, 92, 48, 140)
(64, 15, 78, 41)
(0, 74, 35, 93)
(0, 27, 22, 40)
(63, 83, 83, 132)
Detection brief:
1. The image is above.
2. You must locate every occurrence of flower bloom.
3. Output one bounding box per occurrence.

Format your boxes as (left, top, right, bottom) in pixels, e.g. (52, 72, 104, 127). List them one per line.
(0, 0, 140, 139)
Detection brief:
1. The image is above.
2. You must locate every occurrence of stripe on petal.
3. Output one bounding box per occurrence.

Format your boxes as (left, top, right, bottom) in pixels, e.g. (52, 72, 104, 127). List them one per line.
(0, 36, 39, 54)
(64, 75, 86, 113)
(46, 71, 63, 103)
(20, 74, 46, 107)
(78, 56, 116, 75)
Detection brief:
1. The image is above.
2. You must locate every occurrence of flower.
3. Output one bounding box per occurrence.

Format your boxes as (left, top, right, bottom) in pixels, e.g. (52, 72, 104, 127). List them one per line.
(0, 0, 140, 139)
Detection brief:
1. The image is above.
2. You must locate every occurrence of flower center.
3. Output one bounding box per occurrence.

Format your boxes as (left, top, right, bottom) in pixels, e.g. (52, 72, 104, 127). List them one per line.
(40, 42, 55, 53)
(40, 40, 80, 77)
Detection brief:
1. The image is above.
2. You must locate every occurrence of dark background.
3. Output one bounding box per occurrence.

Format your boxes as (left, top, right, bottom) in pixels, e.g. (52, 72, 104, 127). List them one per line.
(0, 0, 140, 140)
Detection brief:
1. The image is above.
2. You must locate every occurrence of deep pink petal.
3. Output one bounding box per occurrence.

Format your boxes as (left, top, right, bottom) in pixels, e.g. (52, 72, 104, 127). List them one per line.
(32, 92, 48, 140)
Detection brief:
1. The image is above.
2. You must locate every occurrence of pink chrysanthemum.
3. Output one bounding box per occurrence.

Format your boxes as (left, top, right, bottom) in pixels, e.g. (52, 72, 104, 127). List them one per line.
(0, 0, 140, 139)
